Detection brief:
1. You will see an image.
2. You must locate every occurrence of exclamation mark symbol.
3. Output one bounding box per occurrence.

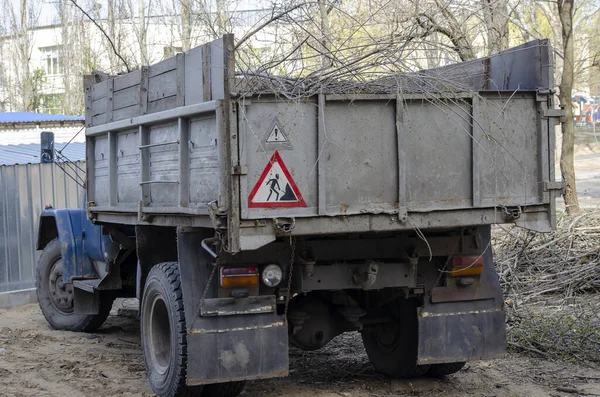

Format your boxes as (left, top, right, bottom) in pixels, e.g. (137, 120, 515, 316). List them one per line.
(275, 127, 279, 140)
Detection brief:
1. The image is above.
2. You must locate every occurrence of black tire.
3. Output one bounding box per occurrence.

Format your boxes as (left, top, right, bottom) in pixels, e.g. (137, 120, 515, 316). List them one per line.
(36, 238, 114, 332)
(141, 262, 200, 397)
(202, 382, 246, 397)
(361, 299, 430, 378)
(141, 262, 246, 397)
(428, 362, 466, 377)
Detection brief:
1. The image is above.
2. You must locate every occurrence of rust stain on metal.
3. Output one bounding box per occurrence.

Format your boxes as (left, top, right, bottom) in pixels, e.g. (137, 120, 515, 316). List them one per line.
(420, 307, 502, 318)
(189, 321, 286, 334)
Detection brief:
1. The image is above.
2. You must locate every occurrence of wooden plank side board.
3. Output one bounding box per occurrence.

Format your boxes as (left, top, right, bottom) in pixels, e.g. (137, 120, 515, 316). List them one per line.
(176, 53, 185, 107)
(210, 40, 225, 100)
(91, 80, 109, 101)
(202, 42, 212, 101)
(113, 85, 141, 110)
(90, 98, 108, 117)
(91, 112, 108, 126)
(148, 70, 179, 102)
(148, 56, 177, 77)
(113, 104, 141, 121)
(184, 45, 204, 105)
(147, 95, 179, 114)
(113, 70, 142, 91)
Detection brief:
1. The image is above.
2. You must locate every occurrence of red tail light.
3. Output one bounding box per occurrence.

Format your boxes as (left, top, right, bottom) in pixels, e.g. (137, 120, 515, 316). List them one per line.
(220, 266, 259, 287)
(449, 256, 484, 277)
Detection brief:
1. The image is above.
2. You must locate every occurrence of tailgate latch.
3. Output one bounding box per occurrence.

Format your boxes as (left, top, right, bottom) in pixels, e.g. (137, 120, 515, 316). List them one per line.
(500, 205, 521, 220)
(274, 217, 296, 233)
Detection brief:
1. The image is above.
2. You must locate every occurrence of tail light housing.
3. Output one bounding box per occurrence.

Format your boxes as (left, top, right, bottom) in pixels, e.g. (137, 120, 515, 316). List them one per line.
(219, 266, 259, 287)
(448, 256, 484, 277)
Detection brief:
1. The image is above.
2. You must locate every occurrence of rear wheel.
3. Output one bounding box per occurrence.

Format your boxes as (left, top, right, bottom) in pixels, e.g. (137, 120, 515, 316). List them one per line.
(36, 238, 113, 332)
(361, 299, 430, 378)
(141, 262, 245, 397)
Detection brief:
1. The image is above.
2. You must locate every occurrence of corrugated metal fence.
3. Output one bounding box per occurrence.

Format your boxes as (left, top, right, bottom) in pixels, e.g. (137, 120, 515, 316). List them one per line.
(0, 161, 85, 293)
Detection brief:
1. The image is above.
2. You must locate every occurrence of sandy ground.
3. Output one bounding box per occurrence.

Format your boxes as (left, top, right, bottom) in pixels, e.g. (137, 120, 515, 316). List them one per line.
(1, 304, 600, 397)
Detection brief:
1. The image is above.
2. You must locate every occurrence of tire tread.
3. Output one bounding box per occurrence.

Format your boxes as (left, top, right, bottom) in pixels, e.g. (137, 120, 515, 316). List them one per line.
(36, 238, 114, 333)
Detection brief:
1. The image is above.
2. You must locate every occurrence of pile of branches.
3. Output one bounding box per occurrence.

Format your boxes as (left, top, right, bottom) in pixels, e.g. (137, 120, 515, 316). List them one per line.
(493, 210, 600, 362)
(494, 211, 600, 302)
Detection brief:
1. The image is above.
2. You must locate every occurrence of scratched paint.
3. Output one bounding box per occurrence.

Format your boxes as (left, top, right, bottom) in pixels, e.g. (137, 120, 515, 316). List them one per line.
(219, 341, 250, 370)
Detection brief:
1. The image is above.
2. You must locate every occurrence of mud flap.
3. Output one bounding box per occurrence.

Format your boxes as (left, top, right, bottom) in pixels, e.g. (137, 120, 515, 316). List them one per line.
(177, 228, 289, 385)
(417, 308, 505, 364)
(416, 226, 506, 364)
(186, 317, 288, 385)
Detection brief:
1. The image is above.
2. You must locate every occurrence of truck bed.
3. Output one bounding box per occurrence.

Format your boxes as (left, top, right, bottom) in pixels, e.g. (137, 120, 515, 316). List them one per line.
(85, 36, 560, 252)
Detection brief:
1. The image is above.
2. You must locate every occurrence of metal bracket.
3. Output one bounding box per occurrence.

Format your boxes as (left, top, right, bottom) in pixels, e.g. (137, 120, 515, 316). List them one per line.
(397, 207, 408, 222)
(542, 108, 565, 119)
(232, 165, 247, 175)
(544, 180, 564, 192)
(535, 88, 556, 102)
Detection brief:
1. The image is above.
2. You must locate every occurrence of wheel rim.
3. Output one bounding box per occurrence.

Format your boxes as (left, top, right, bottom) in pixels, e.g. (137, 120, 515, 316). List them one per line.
(148, 293, 172, 375)
(48, 258, 74, 313)
(372, 322, 401, 350)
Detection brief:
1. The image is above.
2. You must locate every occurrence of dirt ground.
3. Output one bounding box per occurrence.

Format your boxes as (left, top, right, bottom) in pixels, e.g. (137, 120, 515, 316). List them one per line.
(1, 304, 600, 397)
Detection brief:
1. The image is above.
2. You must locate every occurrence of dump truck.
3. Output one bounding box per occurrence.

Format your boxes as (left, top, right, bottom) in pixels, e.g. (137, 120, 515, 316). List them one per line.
(36, 35, 562, 397)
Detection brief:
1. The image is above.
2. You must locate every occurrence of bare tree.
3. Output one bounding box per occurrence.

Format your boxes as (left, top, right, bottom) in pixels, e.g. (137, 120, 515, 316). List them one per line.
(481, 0, 508, 55)
(0, 0, 42, 110)
(557, 0, 580, 214)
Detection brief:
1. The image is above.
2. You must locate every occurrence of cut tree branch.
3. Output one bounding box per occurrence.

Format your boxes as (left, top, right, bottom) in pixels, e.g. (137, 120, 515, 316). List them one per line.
(69, 0, 131, 72)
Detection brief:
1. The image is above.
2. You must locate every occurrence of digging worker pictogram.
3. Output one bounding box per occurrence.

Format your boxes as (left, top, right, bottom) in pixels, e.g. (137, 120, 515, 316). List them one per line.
(266, 173, 282, 201)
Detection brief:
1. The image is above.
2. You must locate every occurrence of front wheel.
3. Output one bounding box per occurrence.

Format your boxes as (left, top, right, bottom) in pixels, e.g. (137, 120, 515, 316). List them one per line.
(36, 238, 113, 332)
(141, 262, 245, 397)
(361, 299, 430, 378)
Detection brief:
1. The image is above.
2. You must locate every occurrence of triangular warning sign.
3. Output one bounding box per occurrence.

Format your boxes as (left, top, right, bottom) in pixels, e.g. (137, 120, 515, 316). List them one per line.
(266, 123, 287, 142)
(248, 151, 306, 208)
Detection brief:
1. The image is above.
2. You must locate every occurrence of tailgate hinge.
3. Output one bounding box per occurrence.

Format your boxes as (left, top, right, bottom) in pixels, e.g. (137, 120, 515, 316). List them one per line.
(536, 88, 556, 102)
(544, 180, 564, 193)
(542, 108, 565, 121)
(232, 165, 247, 175)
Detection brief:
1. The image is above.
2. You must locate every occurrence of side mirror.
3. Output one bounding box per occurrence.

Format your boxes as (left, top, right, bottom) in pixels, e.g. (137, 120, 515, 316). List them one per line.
(40, 131, 54, 163)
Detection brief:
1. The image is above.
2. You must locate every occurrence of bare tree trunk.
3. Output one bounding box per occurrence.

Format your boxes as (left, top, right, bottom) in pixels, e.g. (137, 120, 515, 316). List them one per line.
(416, 0, 476, 61)
(107, 0, 118, 71)
(557, 0, 580, 214)
(181, 0, 191, 50)
(138, 0, 148, 65)
(481, 0, 509, 55)
(19, 0, 31, 110)
(61, 0, 71, 113)
(318, 0, 332, 69)
(216, 0, 226, 35)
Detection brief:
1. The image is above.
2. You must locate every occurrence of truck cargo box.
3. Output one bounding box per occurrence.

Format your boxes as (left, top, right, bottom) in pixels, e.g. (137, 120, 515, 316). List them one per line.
(85, 36, 561, 252)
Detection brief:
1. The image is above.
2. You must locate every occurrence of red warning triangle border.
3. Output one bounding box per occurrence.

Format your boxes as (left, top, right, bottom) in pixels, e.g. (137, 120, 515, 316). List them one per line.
(248, 151, 307, 208)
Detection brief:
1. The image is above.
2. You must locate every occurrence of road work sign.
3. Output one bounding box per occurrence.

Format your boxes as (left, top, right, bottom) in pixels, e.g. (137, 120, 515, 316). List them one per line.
(248, 151, 306, 208)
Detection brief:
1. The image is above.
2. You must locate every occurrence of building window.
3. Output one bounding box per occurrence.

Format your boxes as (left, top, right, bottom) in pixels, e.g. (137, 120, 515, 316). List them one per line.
(40, 94, 63, 114)
(40, 46, 62, 75)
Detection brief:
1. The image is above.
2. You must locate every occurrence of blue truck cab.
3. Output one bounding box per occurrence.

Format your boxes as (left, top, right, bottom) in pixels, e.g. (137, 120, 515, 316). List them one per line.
(36, 205, 137, 330)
